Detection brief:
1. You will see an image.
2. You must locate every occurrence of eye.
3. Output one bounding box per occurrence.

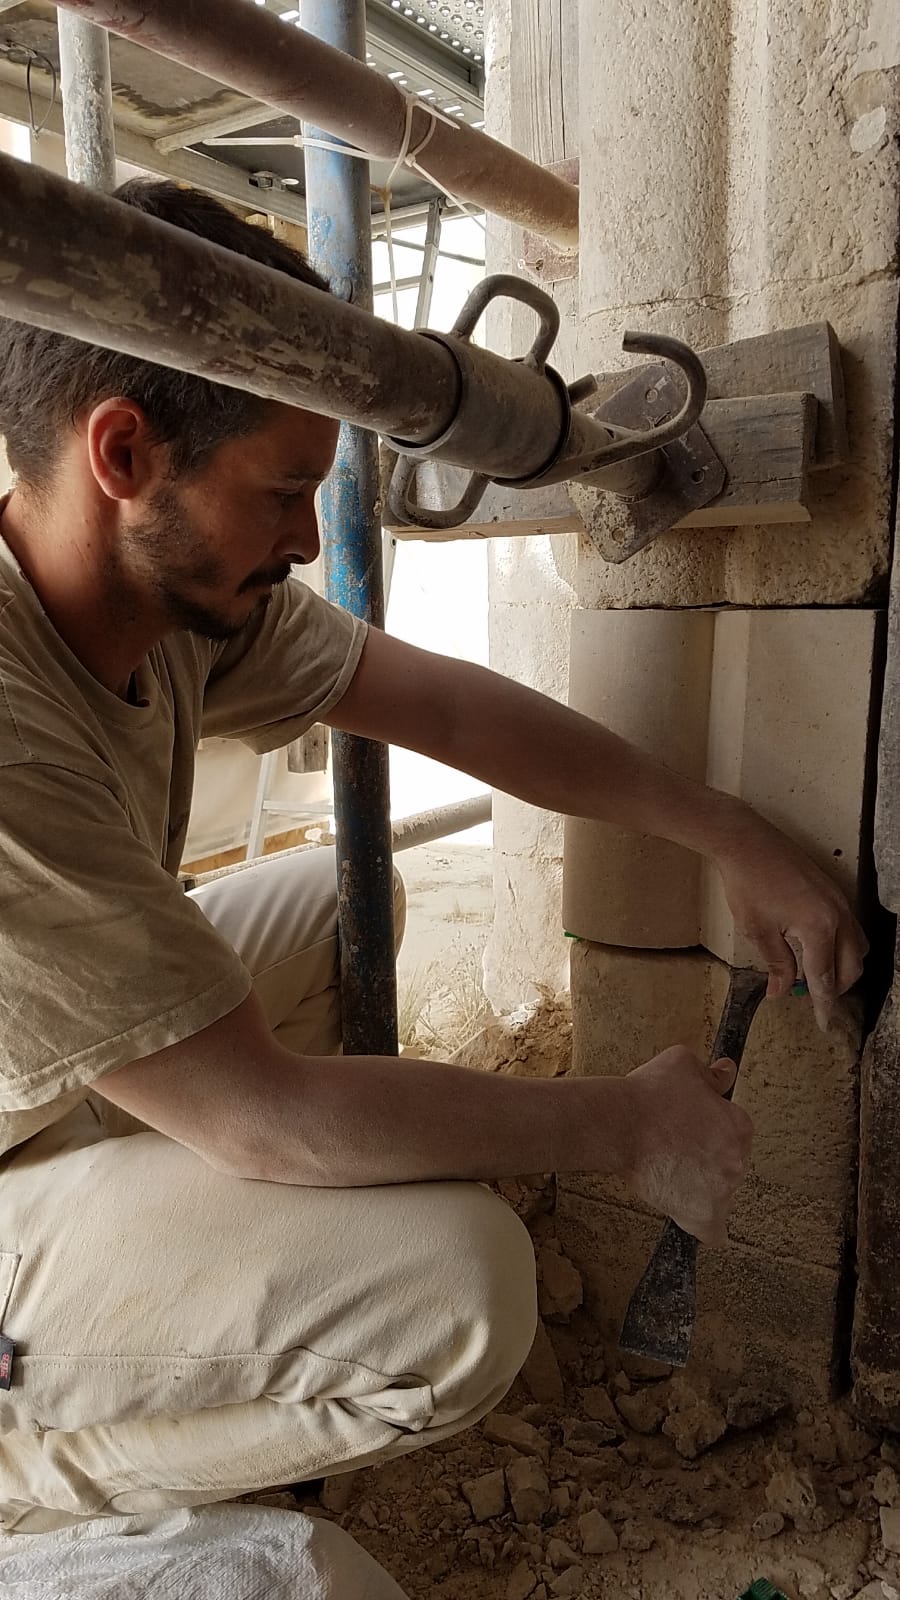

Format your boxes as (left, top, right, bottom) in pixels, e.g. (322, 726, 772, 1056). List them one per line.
(274, 487, 307, 510)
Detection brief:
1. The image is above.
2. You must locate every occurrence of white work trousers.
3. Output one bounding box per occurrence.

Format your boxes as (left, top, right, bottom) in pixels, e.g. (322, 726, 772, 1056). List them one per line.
(0, 847, 538, 1533)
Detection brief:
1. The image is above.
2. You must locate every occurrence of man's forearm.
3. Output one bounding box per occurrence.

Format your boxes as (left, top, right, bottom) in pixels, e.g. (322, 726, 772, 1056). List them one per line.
(439, 658, 752, 862)
(220, 1048, 636, 1187)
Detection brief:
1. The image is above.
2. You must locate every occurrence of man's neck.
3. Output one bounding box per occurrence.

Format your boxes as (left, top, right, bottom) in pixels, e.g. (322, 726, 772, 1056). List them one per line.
(0, 485, 163, 699)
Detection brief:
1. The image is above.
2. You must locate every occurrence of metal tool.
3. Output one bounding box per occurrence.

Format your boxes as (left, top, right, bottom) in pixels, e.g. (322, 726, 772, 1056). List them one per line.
(618, 966, 768, 1367)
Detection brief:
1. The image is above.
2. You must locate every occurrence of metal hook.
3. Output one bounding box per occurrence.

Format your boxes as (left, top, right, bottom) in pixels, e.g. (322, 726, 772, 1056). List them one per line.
(562, 332, 708, 479)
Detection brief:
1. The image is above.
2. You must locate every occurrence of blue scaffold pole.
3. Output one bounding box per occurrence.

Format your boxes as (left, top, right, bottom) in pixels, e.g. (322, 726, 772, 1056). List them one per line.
(301, 0, 399, 1056)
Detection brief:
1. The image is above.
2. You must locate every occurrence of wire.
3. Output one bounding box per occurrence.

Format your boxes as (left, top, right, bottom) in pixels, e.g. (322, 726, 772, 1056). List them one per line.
(0, 44, 58, 138)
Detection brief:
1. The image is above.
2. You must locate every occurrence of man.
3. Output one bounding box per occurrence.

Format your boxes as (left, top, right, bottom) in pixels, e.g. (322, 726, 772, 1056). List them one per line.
(0, 180, 866, 1533)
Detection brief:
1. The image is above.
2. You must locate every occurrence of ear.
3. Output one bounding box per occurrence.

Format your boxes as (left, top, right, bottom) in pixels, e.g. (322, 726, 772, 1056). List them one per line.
(85, 399, 168, 503)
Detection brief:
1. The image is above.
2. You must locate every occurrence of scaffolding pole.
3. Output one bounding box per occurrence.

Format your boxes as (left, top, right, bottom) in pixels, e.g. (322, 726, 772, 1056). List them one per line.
(53, 0, 579, 248)
(57, 11, 117, 191)
(0, 153, 642, 489)
(302, 0, 398, 1058)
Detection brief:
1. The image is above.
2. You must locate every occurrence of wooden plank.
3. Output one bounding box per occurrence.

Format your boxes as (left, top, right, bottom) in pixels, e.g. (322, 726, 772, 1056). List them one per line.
(385, 391, 816, 541)
(689, 390, 815, 526)
(698, 322, 846, 467)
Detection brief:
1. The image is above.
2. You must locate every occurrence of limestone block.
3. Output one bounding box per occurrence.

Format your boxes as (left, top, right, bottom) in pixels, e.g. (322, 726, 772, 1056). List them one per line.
(559, 1190, 849, 1404)
(565, 939, 860, 1390)
(579, 1, 898, 314)
(483, 852, 568, 1013)
(853, 978, 900, 1429)
(493, 791, 564, 866)
(563, 607, 878, 959)
(570, 941, 860, 1199)
(488, 533, 577, 609)
(563, 609, 713, 948)
(578, 0, 732, 314)
(489, 598, 570, 703)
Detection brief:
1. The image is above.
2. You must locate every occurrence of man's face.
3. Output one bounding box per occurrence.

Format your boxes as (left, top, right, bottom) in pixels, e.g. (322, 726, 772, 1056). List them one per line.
(122, 404, 340, 641)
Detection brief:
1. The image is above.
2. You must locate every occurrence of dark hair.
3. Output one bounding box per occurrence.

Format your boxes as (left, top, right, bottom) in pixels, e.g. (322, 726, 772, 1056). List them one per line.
(0, 179, 330, 488)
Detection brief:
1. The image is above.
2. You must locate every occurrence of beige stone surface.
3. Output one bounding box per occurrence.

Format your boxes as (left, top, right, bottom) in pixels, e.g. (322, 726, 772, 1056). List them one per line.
(484, 850, 568, 1011)
(483, 595, 572, 1009)
(563, 607, 878, 958)
(563, 609, 713, 948)
(559, 1190, 848, 1404)
(563, 938, 860, 1388)
(570, 941, 860, 1193)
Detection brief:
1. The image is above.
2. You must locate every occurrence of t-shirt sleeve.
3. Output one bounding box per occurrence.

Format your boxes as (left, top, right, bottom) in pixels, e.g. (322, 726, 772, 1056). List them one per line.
(0, 761, 252, 1113)
(201, 577, 367, 753)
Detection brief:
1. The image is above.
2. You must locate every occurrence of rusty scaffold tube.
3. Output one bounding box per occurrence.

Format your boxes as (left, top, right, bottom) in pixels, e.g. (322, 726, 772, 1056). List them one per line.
(52, 0, 579, 248)
(0, 153, 622, 488)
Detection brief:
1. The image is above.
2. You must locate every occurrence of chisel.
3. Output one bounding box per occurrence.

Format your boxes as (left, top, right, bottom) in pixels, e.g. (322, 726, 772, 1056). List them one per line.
(618, 966, 769, 1367)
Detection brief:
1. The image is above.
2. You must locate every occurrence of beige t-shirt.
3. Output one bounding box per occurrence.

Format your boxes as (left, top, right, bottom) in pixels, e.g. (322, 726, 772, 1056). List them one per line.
(0, 526, 366, 1156)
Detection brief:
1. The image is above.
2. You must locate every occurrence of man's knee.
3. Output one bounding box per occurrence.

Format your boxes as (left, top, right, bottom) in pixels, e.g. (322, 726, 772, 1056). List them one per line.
(430, 1186, 538, 1421)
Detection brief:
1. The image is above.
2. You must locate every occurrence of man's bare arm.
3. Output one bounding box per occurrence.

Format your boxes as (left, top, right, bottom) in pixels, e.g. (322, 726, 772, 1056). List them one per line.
(326, 628, 867, 1021)
(89, 990, 751, 1245)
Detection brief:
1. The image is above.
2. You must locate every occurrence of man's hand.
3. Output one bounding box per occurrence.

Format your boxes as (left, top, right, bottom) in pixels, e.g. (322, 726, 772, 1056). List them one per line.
(622, 1047, 753, 1246)
(714, 814, 868, 1029)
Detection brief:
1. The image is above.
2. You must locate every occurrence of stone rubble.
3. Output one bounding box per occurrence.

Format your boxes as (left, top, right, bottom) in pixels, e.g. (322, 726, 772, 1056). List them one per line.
(246, 1235, 900, 1598)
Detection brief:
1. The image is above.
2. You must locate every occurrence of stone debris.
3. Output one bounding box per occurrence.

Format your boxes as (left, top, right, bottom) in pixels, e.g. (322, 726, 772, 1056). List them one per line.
(545, 1536, 580, 1568)
(506, 1562, 538, 1600)
(579, 1385, 623, 1432)
(319, 1472, 357, 1514)
(264, 1306, 895, 1600)
(577, 1508, 619, 1553)
(662, 1385, 728, 1459)
(765, 1458, 818, 1522)
(726, 1386, 789, 1430)
(549, 1567, 584, 1597)
(618, 1518, 656, 1551)
(521, 1320, 566, 1405)
(794, 1557, 828, 1598)
(615, 1388, 666, 1435)
(751, 1509, 786, 1539)
(462, 1468, 507, 1522)
(880, 1505, 900, 1552)
(873, 1466, 900, 1506)
(562, 1415, 618, 1454)
(506, 1456, 552, 1523)
(536, 1243, 584, 1322)
(484, 1412, 551, 1460)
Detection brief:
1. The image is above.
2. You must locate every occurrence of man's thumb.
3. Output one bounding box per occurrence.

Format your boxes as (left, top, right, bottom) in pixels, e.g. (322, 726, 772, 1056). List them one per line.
(708, 1056, 737, 1096)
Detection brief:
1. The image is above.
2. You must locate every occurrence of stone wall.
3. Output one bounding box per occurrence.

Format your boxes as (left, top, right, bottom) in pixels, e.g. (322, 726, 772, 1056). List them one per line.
(484, 0, 899, 1400)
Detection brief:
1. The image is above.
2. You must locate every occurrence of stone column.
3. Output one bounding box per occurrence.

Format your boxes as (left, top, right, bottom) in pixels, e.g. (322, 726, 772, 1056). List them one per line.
(484, 0, 899, 1401)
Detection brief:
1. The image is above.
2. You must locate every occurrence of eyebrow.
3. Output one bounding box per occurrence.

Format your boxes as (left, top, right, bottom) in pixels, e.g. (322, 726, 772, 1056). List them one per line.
(278, 468, 327, 486)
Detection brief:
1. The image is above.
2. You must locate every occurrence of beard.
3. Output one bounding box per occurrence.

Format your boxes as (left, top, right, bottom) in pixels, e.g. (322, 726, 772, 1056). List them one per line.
(116, 487, 291, 642)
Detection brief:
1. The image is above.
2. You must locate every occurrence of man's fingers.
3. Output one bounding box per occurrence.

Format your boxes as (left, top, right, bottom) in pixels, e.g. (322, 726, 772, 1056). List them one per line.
(793, 925, 838, 1031)
(708, 1057, 737, 1096)
(745, 927, 798, 999)
(834, 918, 868, 996)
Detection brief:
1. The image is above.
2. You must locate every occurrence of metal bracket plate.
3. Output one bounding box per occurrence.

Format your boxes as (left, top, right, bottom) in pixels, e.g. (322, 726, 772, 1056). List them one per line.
(567, 363, 727, 562)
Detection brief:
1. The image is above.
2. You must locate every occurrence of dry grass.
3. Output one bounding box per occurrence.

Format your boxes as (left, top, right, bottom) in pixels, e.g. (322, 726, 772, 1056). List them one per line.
(398, 946, 492, 1058)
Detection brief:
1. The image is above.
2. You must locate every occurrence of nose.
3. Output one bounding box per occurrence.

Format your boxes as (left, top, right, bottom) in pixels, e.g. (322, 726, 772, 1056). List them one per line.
(280, 501, 321, 566)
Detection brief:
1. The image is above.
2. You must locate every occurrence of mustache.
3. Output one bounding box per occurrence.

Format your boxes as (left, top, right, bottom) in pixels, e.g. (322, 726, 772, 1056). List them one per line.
(237, 561, 294, 594)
